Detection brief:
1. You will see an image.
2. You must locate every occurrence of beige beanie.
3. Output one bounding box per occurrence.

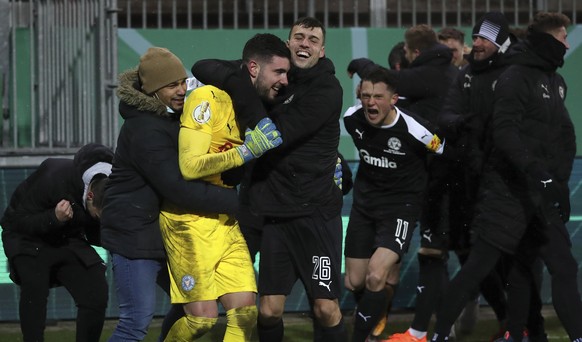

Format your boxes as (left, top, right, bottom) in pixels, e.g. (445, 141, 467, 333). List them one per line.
(138, 47, 187, 94)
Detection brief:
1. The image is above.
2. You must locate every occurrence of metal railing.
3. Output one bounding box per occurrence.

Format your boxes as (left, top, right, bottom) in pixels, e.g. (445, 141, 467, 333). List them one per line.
(1, 0, 118, 165)
(116, 0, 578, 29)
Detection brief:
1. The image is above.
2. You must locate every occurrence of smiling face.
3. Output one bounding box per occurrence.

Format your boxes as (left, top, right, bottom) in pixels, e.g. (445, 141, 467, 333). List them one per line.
(155, 79, 187, 113)
(360, 80, 399, 127)
(471, 36, 499, 61)
(286, 24, 325, 69)
(251, 56, 290, 103)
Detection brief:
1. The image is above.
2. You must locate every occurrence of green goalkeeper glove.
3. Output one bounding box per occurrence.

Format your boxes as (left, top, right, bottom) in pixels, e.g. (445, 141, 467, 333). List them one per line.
(236, 117, 282, 163)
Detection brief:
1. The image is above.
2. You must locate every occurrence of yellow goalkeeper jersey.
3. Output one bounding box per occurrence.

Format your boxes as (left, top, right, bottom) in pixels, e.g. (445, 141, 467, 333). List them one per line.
(178, 85, 244, 188)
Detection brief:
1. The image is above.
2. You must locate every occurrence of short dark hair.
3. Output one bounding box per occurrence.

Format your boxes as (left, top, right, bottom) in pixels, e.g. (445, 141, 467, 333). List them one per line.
(387, 41, 409, 70)
(361, 67, 398, 93)
(290, 16, 326, 43)
(405, 24, 438, 52)
(89, 174, 109, 211)
(242, 33, 290, 64)
(438, 27, 465, 45)
(529, 12, 571, 33)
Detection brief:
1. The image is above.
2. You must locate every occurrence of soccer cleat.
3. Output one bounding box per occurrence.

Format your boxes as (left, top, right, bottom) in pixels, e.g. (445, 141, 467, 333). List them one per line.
(493, 331, 530, 342)
(384, 330, 427, 342)
(370, 314, 388, 337)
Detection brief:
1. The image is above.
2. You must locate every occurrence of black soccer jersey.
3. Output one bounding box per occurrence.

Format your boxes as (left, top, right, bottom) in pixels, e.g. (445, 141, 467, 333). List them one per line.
(344, 106, 443, 209)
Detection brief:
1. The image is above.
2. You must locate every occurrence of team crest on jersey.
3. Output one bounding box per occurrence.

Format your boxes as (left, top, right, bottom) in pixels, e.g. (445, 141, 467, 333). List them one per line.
(192, 101, 211, 124)
(559, 86, 565, 100)
(387, 137, 401, 151)
(181, 275, 195, 291)
(492, 80, 497, 91)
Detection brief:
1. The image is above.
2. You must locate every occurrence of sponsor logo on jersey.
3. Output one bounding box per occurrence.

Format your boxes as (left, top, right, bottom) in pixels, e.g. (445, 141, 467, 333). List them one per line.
(192, 101, 211, 124)
(181, 275, 195, 291)
(359, 149, 397, 169)
(559, 86, 565, 100)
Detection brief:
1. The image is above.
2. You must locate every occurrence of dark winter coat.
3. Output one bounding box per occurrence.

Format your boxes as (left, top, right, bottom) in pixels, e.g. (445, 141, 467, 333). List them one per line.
(472, 38, 575, 253)
(390, 43, 458, 123)
(100, 69, 239, 260)
(248, 58, 344, 218)
(1, 143, 113, 285)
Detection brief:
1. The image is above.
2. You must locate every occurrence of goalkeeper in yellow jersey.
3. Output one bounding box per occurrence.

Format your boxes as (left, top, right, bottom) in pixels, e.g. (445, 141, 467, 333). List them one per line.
(160, 33, 290, 342)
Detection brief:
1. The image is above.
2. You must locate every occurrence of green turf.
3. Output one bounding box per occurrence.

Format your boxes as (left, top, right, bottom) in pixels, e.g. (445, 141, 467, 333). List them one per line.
(0, 308, 571, 341)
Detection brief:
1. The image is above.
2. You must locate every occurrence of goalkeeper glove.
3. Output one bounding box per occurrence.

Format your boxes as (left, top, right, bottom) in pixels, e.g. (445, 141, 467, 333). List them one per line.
(236, 117, 282, 163)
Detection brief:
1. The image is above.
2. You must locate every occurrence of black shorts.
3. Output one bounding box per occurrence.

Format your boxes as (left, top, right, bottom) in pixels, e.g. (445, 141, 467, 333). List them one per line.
(258, 213, 343, 300)
(344, 203, 420, 259)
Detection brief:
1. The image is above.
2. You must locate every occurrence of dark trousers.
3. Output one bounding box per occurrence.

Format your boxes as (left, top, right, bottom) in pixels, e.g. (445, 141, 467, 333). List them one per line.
(13, 246, 108, 342)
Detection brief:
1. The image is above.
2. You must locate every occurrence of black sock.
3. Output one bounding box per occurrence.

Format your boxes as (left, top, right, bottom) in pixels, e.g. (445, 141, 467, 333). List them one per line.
(319, 318, 347, 342)
(352, 288, 388, 342)
(411, 254, 447, 332)
(258, 318, 284, 342)
(385, 283, 399, 315)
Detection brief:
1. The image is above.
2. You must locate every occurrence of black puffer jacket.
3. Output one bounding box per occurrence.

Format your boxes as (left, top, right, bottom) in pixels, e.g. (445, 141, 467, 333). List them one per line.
(248, 58, 344, 218)
(1, 143, 113, 284)
(100, 69, 239, 260)
(439, 46, 514, 196)
(472, 34, 575, 253)
(390, 43, 458, 122)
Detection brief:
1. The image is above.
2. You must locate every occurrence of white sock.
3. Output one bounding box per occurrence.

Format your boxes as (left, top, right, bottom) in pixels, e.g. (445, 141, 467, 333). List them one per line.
(408, 328, 427, 338)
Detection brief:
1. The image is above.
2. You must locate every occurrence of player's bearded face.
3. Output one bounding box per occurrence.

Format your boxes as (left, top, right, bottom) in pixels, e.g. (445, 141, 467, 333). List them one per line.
(255, 57, 290, 103)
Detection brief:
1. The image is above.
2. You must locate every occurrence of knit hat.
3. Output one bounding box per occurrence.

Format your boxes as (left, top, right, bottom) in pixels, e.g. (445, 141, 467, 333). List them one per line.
(473, 12, 511, 53)
(138, 47, 187, 94)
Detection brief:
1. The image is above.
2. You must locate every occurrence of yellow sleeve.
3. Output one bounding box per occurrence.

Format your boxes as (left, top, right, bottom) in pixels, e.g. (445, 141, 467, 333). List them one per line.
(178, 86, 245, 181)
(178, 127, 244, 180)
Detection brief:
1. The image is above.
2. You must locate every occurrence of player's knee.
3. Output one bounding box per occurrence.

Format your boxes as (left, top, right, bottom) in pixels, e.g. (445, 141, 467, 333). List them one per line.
(312, 299, 342, 326)
(258, 303, 284, 325)
(225, 305, 258, 340)
(344, 275, 363, 292)
(365, 270, 387, 291)
(165, 314, 217, 341)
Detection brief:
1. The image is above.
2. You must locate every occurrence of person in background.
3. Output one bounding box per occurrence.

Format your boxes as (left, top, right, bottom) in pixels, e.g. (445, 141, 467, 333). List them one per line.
(438, 27, 468, 68)
(390, 12, 517, 342)
(430, 12, 582, 342)
(101, 47, 240, 342)
(1, 142, 113, 342)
